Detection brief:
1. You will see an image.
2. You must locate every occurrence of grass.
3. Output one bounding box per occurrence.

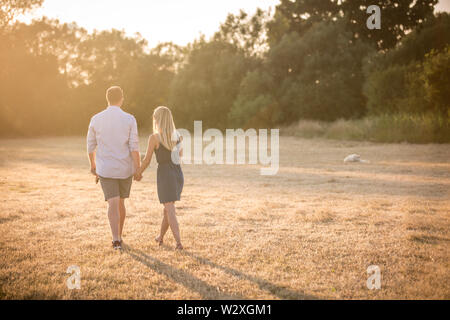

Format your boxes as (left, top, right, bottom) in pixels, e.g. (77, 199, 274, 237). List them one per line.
(0, 136, 449, 299)
(283, 114, 450, 143)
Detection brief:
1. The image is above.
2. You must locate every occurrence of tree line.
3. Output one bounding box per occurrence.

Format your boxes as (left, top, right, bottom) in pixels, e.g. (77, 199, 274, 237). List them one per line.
(0, 0, 448, 136)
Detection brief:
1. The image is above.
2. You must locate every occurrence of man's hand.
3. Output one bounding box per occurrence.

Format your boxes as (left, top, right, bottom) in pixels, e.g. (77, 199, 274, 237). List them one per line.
(88, 152, 97, 177)
(90, 167, 99, 184)
(131, 150, 141, 181)
(134, 167, 143, 181)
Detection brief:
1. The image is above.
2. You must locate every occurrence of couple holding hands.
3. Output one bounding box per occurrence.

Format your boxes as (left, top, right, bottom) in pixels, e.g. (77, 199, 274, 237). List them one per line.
(87, 86, 184, 250)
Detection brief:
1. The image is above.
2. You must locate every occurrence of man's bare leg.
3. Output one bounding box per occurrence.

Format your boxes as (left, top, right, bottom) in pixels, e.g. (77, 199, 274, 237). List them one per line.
(119, 198, 126, 241)
(107, 196, 120, 242)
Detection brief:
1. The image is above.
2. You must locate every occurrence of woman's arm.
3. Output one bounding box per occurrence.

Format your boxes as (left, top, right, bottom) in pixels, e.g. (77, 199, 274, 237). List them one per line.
(138, 134, 157, 175)
(178, 135, 183, 158)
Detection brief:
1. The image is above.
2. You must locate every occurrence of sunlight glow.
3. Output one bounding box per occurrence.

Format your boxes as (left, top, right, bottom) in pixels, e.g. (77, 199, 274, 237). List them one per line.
(22, 0, 279, 48)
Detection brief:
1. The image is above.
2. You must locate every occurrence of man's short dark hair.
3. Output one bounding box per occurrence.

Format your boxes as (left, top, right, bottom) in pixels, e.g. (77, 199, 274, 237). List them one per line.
(106, 86, 123, 105)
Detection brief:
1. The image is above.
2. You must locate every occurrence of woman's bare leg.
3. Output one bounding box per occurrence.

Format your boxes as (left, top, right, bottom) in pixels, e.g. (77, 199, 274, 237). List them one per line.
(164, 202, 182, 249)
(156, 208, 169, 244)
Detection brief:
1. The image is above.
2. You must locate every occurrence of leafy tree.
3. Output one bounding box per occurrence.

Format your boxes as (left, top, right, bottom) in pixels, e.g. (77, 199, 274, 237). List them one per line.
(369, 12, 450, 68)
(422, 45, 450, 117)
(0, 0, 446, 138)
(268, 0, 340, 43)
(269, 0, 438, 49)
(0, 32, 69, 135)
(213, 8, 271, 57)
(10, 18, 88, 86)
(266, 8, 291, 48)
(0, 16, 180, 135)
(363, 63, 425, 115)
(229, 70, 280, 128)
(77, 29, 147, 86)
(72, 30, 149, 128)
(123, 52, 177, 129)
(169, 40, 257, 129)
(363, 14, 450, 116)
(150, 42, 186, 73)
(231, 21, 373, 126)
(0, 0, 43, 30)
(341, 0, 437, 49)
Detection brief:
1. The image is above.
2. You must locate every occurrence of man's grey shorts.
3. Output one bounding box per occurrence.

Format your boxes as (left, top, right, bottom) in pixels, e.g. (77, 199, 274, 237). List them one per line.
(99, 176, 133, 201)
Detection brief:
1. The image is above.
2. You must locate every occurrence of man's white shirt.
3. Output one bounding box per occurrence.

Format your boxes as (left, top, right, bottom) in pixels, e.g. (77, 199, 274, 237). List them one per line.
(87, 106, 139, 179)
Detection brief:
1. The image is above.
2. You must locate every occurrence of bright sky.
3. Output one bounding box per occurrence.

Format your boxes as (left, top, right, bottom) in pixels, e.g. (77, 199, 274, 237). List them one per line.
(23, 0, 450, 49)
(25, 0, 279, 48)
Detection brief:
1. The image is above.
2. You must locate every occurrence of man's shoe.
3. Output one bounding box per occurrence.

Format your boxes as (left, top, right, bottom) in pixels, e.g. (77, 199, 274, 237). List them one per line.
(112, 240, 122, 250)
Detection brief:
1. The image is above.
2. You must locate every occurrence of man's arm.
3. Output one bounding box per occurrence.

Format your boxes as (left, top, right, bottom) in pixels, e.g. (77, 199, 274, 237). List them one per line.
(87, 118, 97, 176)
(88, 152, 96, 174)
(131, 151, 141, 180)
(129, 117, 141, 180)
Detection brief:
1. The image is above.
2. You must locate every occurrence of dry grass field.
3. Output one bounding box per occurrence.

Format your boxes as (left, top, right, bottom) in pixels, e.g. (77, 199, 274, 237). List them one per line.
(0, 136, 449, 299)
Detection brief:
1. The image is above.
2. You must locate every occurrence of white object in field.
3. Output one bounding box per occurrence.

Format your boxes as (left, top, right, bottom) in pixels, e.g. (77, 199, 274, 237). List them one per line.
(344, 154, 370, 163)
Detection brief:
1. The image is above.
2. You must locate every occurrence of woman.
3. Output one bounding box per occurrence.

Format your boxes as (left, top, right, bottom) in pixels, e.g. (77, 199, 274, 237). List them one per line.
(136, 106, 184, 250)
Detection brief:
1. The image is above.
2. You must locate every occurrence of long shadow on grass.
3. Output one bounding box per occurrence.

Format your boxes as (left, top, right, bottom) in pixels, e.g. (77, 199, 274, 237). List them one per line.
(181, 251, 318, 300)
(122, 244, 245, 299)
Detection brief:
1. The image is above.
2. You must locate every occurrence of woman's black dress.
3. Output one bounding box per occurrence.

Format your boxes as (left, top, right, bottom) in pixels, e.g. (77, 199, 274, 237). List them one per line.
(155, 140, 184, 204)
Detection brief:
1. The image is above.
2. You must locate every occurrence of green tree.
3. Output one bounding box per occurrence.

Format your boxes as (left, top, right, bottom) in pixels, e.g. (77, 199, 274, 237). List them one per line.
(229, 70, 279, 128)
(367, 13, 450, 69)
(72, 29, 149, 129)
(268, 0, 340, 43)
(341, 0, 437, 49)
(213, 8, 271, 57)
(363, 63, 425, 115)
(11, 18, 88, 86)
(422, 46, 450, 117)
(169, 40, 257, 129)
(269, 0, 438, 49)
(363, 13, 450, 116)
(231, 21, 373, 126)
(123, 51, 178, 129)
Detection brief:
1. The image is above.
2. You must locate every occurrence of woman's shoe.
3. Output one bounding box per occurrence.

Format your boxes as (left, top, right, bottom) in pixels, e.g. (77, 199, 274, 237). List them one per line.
(155, 236, 163, 246)
(175, 243, 183, 250)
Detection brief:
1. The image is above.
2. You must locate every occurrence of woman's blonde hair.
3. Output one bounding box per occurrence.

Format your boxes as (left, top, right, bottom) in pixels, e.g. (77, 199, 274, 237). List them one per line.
(153, 106, 178, 151)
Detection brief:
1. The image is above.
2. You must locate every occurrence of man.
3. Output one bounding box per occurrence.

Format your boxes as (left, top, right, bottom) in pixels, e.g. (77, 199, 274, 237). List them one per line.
(87, 86, 142, 250)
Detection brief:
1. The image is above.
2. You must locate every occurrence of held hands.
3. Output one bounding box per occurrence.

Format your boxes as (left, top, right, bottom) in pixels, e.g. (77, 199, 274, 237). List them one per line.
(91, 166, 141, 183)
(91, 165, 143, 182)
(134, 167, 143, 181)
(134, 172, 143, 181)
